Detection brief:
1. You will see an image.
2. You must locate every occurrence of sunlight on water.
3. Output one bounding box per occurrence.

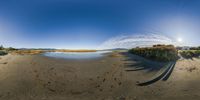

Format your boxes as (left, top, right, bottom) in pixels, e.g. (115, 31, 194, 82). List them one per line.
(43, 51, 111, 59)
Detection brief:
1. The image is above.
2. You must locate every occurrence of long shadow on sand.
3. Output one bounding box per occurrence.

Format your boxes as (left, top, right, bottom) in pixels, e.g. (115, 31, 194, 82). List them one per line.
(120, 52, 177, 86)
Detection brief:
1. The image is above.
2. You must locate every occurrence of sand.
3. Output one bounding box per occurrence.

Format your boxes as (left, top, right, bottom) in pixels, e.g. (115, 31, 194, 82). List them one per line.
(0, 52, 199, 100)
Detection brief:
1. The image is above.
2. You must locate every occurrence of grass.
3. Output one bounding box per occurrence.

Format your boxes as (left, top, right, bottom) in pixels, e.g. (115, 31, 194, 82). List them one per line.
(179, 50, 200, 58)
(11, 50, 46, 55)
(6, 47, 18, 51)
(0, 45, 18, 55)
(129, 44, 178, 62)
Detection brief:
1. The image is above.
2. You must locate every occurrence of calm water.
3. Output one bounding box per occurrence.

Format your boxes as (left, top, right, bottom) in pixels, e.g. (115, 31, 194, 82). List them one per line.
(43, 51, 112, 59)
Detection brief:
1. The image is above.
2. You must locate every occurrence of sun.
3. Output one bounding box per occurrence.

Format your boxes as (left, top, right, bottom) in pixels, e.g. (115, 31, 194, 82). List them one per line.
(177, 37, 183, 42)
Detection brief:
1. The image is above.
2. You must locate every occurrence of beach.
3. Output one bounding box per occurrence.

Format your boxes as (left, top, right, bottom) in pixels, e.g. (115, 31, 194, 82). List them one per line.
(0, 52, 199, 100)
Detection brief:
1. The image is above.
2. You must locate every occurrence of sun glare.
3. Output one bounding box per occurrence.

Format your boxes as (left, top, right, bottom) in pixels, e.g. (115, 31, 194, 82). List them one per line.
(177, 37, 183, 42)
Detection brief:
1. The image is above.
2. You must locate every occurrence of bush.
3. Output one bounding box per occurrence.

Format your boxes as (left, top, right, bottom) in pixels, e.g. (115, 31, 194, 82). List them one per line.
(179, 50, 200, 58)
(190, 47, 200, 50)
(0, 50, 8, 56)
(11, 50, 45, 55)
(129, 45, 178, 62)
(6, 47, 18, 51)
(0, 45, 4, 50)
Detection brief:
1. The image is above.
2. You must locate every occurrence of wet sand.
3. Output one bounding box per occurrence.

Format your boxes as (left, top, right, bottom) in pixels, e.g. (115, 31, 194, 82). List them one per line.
(0, 52, 199, 100)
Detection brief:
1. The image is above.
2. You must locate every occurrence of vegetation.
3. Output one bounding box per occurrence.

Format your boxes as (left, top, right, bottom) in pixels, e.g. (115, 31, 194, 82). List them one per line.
(0, 45, 97, 55)
(10, 49, 97, 55)
(129, 44, 178, 62)
(179, 50, 200, 58)
(0, 50, 8, 56)
(190, 47, 200, 50)
(10, 50, 46, 55)
(0, 45, 4, 50)
(6, 47, 18, 51)
(0, 45, 18, 51)
(0, 45, 14, 56)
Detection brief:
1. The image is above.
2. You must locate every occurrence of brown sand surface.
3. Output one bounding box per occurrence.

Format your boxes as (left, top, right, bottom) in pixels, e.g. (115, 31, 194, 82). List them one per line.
(0, 52, 199, 100)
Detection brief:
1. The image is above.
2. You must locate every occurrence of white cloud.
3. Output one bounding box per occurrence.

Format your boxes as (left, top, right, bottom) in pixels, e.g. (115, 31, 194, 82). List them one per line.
(98, 33, 179, 49)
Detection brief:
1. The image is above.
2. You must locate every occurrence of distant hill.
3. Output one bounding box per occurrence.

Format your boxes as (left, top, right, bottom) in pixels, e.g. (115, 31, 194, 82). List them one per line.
(100, 48, 128, 51)
(18, 48, 56, 50)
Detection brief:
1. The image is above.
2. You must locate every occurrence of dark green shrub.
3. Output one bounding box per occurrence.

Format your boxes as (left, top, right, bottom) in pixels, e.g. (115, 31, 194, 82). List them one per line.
(129, 45, 178, 62)
(190, 47, 200, 50)
(6, 47, 18, 51)
(0, 45, 4, 50)
(0, 50, 8, 56)
(180, 50, 200, 58)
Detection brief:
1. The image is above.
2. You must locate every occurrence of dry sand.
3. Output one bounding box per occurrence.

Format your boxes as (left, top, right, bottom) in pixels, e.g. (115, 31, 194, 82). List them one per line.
(0, 52, 199, 100)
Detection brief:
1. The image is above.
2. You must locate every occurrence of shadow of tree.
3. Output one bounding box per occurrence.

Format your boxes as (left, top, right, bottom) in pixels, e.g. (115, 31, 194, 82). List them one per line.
(120, 52, 177, 86)
(121, 52, 167, 72)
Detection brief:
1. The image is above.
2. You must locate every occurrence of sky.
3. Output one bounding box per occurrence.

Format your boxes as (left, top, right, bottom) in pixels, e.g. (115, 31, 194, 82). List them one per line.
(0, 0, 200, 49)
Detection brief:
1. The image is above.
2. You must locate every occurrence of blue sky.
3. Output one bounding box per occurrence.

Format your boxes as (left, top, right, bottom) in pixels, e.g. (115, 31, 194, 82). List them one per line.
(0, 0, 200, 49)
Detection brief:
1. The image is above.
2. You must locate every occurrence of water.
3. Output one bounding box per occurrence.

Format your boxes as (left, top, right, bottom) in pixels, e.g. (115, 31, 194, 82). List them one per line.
(43, 51, 112, 60)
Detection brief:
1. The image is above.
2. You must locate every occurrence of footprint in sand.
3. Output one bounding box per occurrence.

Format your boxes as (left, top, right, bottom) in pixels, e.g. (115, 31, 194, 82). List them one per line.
(111, 85, 114, 88)
(99, 89, 103, 92)
(119, 97, 126, 100)
(34, 70, 38, 73)
(50, 68, 54, 70)
(36, 74, 39, 78)
(89, 78, 93, 81)
(118, 82, 122, 86)
(103, 78, 106, 82)
(96, 85, 100, 88)
(114, 78, 117, 81)
(48, 81, 51, 84)
(48, 88, 56, 92)
(0, 62, 7, 64)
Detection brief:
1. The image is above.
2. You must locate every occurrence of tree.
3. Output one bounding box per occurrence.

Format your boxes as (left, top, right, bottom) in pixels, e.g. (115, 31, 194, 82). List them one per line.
(7, 47, 17, 51)
(0, 45, 4, 50)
